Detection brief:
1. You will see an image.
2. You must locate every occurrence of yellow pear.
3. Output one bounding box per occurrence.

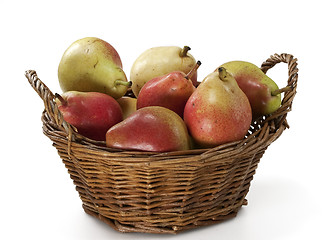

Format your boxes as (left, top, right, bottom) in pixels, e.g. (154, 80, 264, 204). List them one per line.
(117, 96, 137, 119)
(130, 46, 197, 97)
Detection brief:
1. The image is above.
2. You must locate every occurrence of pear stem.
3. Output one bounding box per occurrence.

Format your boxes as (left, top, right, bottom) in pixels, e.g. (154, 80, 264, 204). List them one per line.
(271, 86, 292, 96)
(179, 46, 191, 57)
(114, 80, 132, 87)
(185, 61, 202, 80)
(218, 67, 228, 81)
(55, 93, 67, 106)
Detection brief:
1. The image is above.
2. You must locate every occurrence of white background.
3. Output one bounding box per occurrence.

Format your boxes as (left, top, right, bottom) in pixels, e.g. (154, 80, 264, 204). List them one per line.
(1, 0, 326, 239)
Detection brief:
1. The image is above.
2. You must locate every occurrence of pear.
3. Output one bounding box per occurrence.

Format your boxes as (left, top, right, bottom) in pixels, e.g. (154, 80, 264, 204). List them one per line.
(136, 61, 201, 118)
(117, 96, 137, 119)
(58, 37, 130, 99)
(106, 106, 191, 152)
(55, 91, 123, 141)
(219, 61, 283, 119)
(184, 68, 252, 148)
(130, 46, 197, 97)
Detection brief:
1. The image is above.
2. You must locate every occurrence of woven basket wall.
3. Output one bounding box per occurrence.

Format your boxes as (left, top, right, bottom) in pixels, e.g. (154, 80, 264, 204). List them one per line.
(25, 53, 298, 234)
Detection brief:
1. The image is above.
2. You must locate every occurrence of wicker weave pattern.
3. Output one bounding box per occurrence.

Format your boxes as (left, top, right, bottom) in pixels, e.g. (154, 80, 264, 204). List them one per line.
(25, 53, 298, 234)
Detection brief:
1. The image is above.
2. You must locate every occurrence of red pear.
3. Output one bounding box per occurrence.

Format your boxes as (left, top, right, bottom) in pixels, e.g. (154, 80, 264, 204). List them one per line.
(184, 67, 252, 148)
(137, 61, 201, 118)
(55, 91, 123, 141)
(106, 106, 191, 152)
(130, 46, 198, 97)
(218, 61, 284, 119)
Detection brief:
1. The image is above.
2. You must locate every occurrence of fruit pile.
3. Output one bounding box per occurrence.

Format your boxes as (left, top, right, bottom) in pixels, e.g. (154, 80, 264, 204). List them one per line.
(56, 37, 284, 152)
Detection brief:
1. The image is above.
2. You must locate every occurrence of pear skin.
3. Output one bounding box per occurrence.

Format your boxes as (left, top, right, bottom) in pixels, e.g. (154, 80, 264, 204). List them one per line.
(58, 37, 130, 99)
(136, 61, 200, 118)
(130, 46, 197, 97)
(117, 96, 137, 120)
(184, 68, 252, 148)
(55, 91, 123, 141)
(106, 106, 191, 152)
(219, 61, 281, 119)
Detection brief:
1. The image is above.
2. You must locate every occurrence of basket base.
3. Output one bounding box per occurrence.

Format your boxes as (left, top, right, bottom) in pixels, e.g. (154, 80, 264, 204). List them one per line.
(82, 203, 244, 234)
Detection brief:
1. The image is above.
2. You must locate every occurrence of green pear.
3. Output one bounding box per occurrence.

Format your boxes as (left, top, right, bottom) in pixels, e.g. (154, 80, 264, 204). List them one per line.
(219, 61, 283, 119)
(130, 46, 197, 97)
(184, 68, 252, 148)
(58, 37, 130, 99)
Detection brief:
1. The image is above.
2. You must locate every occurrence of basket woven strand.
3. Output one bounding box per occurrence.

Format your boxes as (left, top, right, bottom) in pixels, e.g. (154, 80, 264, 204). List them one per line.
(25, 53, 298, 234)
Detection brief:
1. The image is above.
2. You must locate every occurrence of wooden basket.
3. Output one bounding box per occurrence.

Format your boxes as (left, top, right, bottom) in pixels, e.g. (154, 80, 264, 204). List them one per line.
(25, 53, 298, 234)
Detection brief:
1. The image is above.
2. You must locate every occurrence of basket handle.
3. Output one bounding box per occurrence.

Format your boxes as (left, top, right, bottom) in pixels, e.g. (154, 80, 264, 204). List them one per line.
(260, 53, 298, 126)
(25, 70, 76, 142)
(261, 53, 298, 90)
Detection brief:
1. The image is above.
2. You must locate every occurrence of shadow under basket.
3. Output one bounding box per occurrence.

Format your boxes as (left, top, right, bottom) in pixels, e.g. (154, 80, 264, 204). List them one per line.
(25, 53, 298, 234)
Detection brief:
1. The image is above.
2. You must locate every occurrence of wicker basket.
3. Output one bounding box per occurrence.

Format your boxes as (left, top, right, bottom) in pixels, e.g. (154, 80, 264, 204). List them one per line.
(25, 53, 298, 234)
